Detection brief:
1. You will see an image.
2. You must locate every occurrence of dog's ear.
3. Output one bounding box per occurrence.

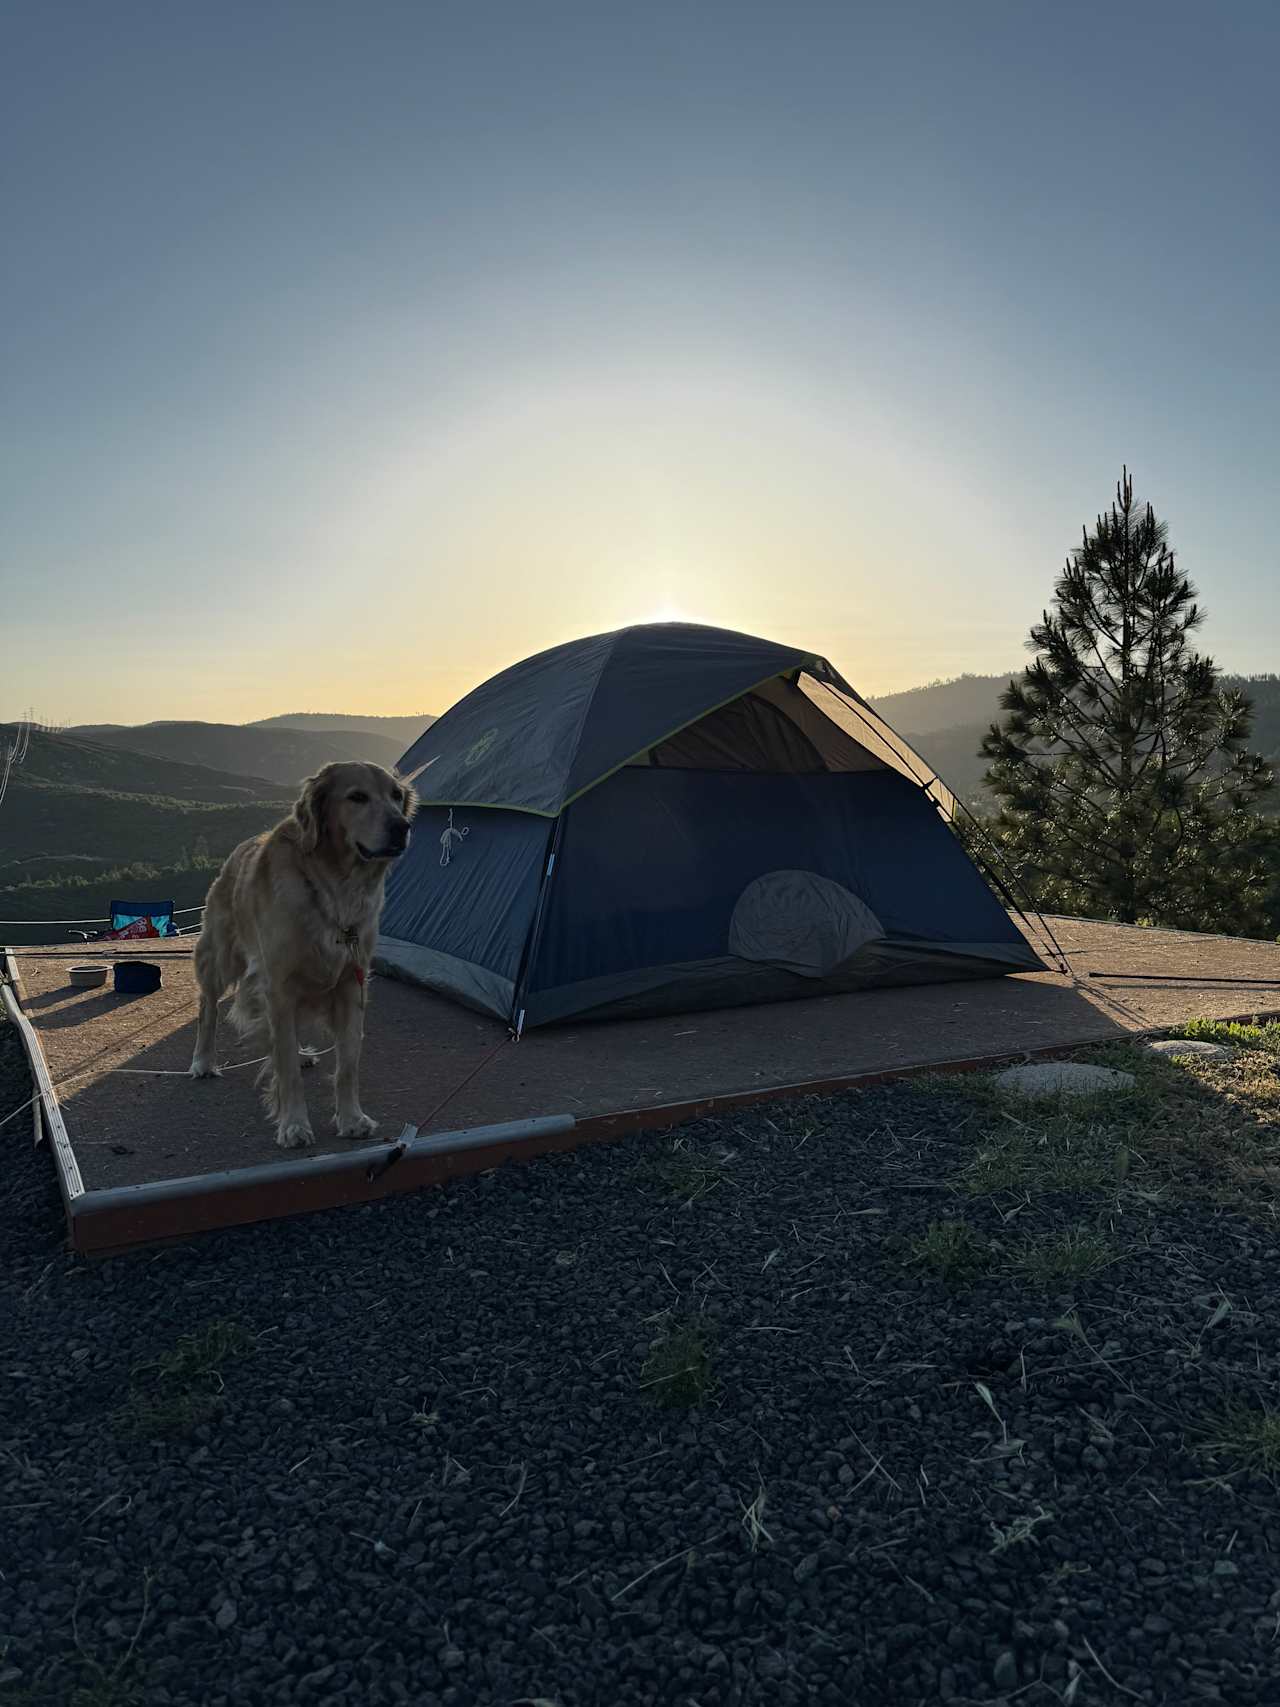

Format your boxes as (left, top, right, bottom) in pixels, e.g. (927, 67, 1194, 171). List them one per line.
(395, 771, 420, 821)
(401, 755, 437, 786)
(396, 755, 435, 817)
(294, 769, 330, 854)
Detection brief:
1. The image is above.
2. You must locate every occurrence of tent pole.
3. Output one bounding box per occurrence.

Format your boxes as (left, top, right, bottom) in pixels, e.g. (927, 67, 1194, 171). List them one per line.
(509, 813, 566, 1038)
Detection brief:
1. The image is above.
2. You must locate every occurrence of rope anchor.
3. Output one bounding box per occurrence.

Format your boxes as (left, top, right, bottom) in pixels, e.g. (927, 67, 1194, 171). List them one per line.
(440, 808, 469, 867)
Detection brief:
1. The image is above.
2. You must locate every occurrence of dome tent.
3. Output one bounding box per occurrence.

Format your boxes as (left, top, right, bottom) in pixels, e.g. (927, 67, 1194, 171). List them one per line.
(378, 623, 1041, 1030)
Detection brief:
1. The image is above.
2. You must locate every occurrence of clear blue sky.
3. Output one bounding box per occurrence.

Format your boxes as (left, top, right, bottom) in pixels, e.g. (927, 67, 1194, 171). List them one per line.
(3, 0, 1277, 723)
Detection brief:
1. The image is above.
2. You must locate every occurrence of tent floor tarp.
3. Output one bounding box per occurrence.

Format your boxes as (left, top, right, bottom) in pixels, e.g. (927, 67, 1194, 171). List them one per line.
(9, 922, 1280, 1253)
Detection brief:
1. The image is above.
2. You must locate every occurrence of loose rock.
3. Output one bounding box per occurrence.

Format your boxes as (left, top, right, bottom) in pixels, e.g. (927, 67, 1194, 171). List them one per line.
(994, 1062, 1136, 1097)
(1147, 1038, 1235, 1062)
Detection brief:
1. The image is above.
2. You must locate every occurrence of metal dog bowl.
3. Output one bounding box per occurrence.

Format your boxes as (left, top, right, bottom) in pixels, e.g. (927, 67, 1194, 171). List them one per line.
(69, 964, 109, 989)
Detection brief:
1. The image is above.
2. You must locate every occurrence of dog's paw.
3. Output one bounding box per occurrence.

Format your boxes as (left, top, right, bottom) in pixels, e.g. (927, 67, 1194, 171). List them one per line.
(298, 1047, 320, 1071)
(189, 1059, 222, 1080)
(275, 1119, 316, 1149)
(335, 1110, 378, 1140)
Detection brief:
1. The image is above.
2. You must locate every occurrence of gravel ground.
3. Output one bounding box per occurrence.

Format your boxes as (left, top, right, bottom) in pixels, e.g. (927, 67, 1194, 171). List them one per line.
(3, 1017, 1280, 1707)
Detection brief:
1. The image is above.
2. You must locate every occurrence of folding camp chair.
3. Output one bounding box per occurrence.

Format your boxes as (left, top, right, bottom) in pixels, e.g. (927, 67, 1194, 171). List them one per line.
(68, 899, 184, 941)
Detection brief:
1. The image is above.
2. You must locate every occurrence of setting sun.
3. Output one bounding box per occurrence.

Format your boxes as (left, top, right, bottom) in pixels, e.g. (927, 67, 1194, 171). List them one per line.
(640, 601, 691, 626)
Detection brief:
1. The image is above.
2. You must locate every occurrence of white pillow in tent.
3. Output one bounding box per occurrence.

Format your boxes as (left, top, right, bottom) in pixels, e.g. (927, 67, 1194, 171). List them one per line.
(728, 870, 885, 978)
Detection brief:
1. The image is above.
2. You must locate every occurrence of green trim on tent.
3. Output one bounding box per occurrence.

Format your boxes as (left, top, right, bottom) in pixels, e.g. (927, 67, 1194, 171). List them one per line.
(558, 657, 825, 810)
(416, 797, 557, 818)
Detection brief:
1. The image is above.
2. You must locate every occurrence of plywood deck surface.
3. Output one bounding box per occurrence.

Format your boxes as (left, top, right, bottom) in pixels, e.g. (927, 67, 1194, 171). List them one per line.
(10, 919, 1280, 1194)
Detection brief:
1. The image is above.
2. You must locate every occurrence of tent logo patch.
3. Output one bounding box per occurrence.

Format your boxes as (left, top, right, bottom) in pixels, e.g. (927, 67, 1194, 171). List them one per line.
(465, 729, 498, 766)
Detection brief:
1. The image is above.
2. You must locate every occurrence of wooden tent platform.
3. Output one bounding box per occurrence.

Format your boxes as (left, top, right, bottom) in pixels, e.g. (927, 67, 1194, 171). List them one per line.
(6, 917, 1280, 1253)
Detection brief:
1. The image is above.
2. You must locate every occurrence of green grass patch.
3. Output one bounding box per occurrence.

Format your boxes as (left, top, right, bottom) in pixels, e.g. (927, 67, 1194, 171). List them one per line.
(1198, 1402, 1280, 1475)
(632, 1145, 730, 1202)
(910, 1218, 992, 1282)
(1177, 1017, 1280, 1053)
(113, 1319, 252, 1440)
(144, 1319, 253, 1384)
(989, 1504, 1054, 1554)
(639, 1321, 715, 1407)
(1007, 1225, 1117, 1283)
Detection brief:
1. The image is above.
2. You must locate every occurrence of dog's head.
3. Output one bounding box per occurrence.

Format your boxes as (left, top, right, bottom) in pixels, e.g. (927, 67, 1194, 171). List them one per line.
(293, 762, 418, 864)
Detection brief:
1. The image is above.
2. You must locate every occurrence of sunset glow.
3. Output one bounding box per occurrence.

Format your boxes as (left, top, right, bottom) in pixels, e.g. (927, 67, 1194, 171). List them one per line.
(3, 5, 1276, 728)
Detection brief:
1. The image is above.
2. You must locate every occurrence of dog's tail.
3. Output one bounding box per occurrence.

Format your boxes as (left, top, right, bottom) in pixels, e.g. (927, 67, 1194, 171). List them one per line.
(228, 964, 266, 1038)
(256, 1054, 280, 1118)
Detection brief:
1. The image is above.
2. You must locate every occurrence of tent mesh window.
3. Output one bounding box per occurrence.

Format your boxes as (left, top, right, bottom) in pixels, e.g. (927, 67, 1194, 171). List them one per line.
(631, 676, 890, 776)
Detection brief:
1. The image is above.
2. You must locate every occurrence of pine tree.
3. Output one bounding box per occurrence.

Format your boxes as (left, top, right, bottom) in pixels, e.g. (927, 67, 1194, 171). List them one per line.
(980, 469, 1273, 926)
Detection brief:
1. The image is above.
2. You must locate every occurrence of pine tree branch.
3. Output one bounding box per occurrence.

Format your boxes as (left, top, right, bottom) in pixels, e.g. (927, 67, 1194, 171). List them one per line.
(1026, 770, 1118, 828)
(1002, 785, 1129, 861)
(1033, 694, 1125, 787)
(1085, 632, 1122, 699)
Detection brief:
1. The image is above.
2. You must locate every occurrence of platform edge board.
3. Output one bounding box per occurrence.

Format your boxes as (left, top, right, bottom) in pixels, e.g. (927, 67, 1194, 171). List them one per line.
(2, 946, 86, 1210)
(65, 1115, 584, 1254)
(74, 1114, 576, 1213)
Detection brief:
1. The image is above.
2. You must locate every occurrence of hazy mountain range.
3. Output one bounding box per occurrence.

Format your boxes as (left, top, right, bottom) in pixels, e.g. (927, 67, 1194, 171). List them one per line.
(249, 712, 436, 747)
(67, 713, 436, 789)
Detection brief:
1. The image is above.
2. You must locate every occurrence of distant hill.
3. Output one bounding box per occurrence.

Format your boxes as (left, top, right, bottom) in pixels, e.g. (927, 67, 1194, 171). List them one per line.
(869, 671, 1280, 803)
(869, 673, 1015, 735)
(67, 720, 407, 789)
(250, 712, 435, 752)
(9, 726, 282, 803)
(0, 727, 289, 943)
(3, 781, 285, 872)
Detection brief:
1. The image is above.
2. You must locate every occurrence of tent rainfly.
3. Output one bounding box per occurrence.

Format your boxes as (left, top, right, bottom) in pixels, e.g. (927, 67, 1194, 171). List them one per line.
(378, 623, 1041, 1029)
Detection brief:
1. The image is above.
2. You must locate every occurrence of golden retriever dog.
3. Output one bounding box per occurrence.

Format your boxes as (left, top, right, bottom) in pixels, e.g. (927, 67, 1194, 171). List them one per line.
(190, 762, 417, 1147)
